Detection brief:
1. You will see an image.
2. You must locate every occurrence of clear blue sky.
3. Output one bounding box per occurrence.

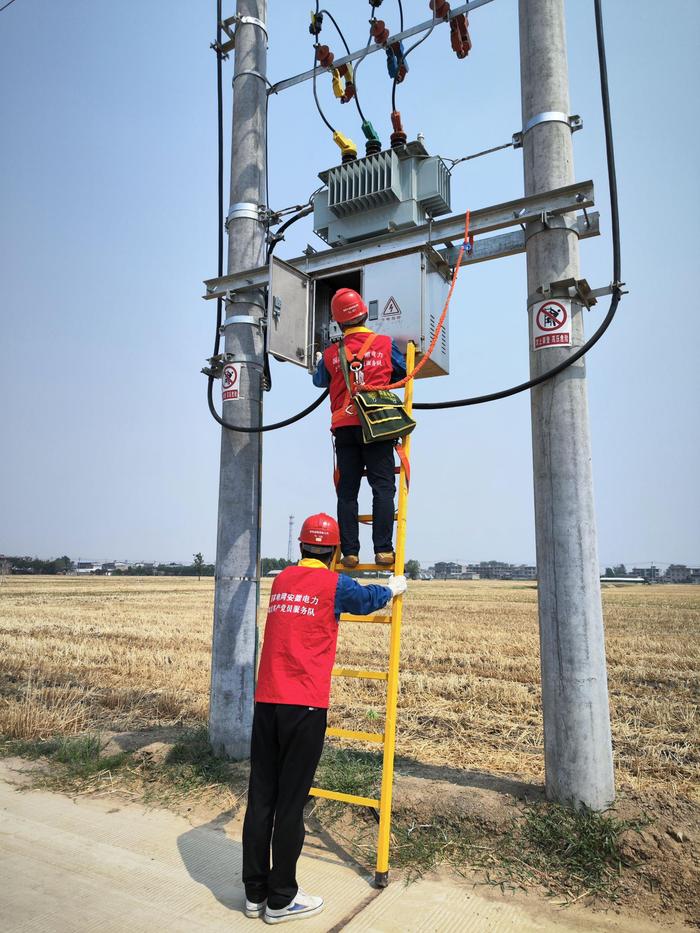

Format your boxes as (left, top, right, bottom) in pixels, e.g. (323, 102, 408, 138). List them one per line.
(1, 0, 698, 567)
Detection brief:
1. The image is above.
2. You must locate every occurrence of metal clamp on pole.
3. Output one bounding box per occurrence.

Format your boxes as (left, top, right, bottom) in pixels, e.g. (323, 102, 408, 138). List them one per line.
(512, 112, 583, 148)
(219, 14, 268, 54)
(233, 70, 271, 87)
(219, 314, 266, 336)
(524, 211, 582, 240)
(225, 201, 266, 229)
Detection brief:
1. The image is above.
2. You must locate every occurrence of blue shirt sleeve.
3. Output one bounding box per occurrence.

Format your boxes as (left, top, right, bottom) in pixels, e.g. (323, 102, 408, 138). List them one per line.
(334, 573, 392, 619)
(312, 356, 330, 388)
(390, 342, 406, 381)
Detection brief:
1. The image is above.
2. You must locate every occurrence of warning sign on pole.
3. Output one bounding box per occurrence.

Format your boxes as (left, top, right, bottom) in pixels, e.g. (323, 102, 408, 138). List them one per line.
(532, 299, 572, 350)
(222, 362, 242, 401)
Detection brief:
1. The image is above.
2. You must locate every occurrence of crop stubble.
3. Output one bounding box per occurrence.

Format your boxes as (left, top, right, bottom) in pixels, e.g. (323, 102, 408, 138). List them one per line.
(0, 577, 697, 798)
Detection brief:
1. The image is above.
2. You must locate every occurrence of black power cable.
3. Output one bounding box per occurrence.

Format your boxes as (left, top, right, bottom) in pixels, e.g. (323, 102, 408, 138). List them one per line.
(391, 7, 437, 112)
(207, 2, 329, 434)
(413, 0, 623, 411)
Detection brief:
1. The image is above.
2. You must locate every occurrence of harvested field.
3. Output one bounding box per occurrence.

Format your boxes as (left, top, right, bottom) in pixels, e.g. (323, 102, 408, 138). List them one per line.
(1, 576, 698, 799)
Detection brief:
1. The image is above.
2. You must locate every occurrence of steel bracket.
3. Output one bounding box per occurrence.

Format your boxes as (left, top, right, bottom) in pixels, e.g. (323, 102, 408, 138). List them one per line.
(529, 277, 598, 310)
(512, 112, 582, 149)
(201, 352, 264, 377)
(219, 14, 268, 55)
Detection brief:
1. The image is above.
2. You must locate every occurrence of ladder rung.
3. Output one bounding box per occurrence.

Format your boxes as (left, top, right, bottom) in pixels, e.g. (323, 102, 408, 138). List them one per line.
(326, 727, 384, 743)
(338, 613, 392, 624)
(332, 667, 388, 680)
(308, 787, 379, 808)
(358, 513, 399, 523)
(353, 563, 394, 573)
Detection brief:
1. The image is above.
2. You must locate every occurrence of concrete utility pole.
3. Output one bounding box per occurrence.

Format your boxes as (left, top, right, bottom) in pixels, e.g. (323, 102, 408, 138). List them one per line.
(519, 0, 615, 809)
(209, 0, 268, 759)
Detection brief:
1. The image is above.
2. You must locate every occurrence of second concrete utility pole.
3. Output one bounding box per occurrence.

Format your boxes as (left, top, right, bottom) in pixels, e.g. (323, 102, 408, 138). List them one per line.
(519, 0, 615, 809)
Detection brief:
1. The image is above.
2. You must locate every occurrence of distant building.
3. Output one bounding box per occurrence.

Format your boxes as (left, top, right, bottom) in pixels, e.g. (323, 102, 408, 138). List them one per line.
(76, 561, 98, 574)
(432, 562, 464, 579)
(664, 564, 692, 584)
(631, 566, 661, 583)
(511, 564, 537, 580)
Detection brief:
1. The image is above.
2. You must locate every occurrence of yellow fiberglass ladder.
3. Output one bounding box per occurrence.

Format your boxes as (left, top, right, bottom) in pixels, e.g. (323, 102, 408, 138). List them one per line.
(309, 341, 416, 888)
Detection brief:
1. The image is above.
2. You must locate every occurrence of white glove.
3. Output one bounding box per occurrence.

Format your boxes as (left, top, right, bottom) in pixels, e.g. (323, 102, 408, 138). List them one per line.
(386, 575, 407, 599)
(315, 351, 322, 365)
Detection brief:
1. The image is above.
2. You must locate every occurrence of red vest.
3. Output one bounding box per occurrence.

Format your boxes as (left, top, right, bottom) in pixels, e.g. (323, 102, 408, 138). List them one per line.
(256, 562, 340, 708)
(323, 329, 393, 430)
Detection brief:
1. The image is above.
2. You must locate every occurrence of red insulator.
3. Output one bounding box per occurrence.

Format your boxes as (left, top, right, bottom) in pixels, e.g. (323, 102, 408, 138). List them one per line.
(390, 110, 404, 134)
(315, 44, 334, 68)
(451, 13, 471, 57)
(430, 0, 451, 18)
(341, 81, 356, 104)
(371, 19, 390, 45)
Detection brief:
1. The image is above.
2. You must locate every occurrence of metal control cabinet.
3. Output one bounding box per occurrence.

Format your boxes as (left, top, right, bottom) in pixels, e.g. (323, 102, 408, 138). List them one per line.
(359, 251, 450, 379)
(267, 250, 450, 378)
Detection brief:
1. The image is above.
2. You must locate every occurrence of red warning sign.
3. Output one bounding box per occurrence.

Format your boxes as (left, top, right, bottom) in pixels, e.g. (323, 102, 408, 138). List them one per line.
(532, 299, 572, 350)
(222, 362, 241, 401)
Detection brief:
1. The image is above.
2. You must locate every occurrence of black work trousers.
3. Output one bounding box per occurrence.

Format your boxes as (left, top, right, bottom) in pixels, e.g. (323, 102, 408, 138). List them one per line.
(334, 426, 396, 557)
(242, 702, 327, 910)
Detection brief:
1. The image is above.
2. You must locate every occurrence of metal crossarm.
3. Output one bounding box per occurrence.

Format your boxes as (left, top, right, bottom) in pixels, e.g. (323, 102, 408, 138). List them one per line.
(308, 342, 416, 888)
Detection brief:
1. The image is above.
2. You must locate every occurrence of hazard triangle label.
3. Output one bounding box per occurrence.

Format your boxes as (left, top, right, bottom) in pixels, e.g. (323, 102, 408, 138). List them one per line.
(382, 296, 402, 319)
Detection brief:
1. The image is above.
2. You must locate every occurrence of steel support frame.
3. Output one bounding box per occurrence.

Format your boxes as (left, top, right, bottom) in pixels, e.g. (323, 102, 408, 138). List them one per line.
(203, 181, 597, 299)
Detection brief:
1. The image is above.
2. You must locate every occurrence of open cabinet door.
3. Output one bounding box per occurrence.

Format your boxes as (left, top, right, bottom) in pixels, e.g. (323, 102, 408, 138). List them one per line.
(267, 256, 311, 368)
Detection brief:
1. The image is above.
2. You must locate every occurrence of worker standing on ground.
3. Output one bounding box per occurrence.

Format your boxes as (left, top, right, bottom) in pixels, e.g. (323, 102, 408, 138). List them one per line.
(242, 512, 407, 924)
(312, 288, 406, 568)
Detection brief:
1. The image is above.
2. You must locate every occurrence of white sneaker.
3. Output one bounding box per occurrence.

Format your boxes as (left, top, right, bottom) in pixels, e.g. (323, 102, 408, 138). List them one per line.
(264, 889, 324, 924)
(245, 897, 267, 919)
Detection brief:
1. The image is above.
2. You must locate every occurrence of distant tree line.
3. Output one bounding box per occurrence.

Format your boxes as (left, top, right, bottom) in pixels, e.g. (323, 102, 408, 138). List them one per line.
(261, 557, 294, 575)
(113, 562, 215, 577)
(3, 555, 73, 574)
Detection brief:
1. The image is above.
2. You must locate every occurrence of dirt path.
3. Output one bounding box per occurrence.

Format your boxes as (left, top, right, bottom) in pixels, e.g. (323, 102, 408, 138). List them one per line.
(0, 761, 691, 933)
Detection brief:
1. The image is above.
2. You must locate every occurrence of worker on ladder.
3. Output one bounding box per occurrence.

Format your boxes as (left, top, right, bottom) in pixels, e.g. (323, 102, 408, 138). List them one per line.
(312, 288, 406, 569)
(242, 513, 407, 923)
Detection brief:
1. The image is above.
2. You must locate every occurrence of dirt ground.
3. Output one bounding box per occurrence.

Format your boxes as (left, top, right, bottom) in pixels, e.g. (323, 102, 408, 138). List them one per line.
(0, 576, 698, 925)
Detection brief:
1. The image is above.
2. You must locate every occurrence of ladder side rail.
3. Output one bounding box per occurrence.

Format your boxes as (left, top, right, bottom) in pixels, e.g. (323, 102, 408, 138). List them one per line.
(374, 341, 416, 886)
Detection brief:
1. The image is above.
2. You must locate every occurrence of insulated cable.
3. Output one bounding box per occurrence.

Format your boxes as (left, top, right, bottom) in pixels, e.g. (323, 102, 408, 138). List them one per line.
(311, 46, 337, 133)
(413, 0, 623, 410)
(319, 7, 371, 125)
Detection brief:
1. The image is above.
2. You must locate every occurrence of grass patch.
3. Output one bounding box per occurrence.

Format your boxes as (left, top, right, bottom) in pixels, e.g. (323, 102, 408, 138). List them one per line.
(1, 736, 63, 759)
(1, 727, 247, 809)
(391, 817, 479, 882)
(506, 802, 644, 898)
(141, 727, 237, 799)
(313, 745, 382, 807)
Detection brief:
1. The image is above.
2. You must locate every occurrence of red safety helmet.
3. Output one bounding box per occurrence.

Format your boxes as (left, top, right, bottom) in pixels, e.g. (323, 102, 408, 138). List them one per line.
(330, 288, 368, 326)
(299, 513, 340, 548)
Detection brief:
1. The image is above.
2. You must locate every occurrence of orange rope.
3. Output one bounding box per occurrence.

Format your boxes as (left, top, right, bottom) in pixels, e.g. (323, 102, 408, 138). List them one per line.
(356, 210, 471, 394)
